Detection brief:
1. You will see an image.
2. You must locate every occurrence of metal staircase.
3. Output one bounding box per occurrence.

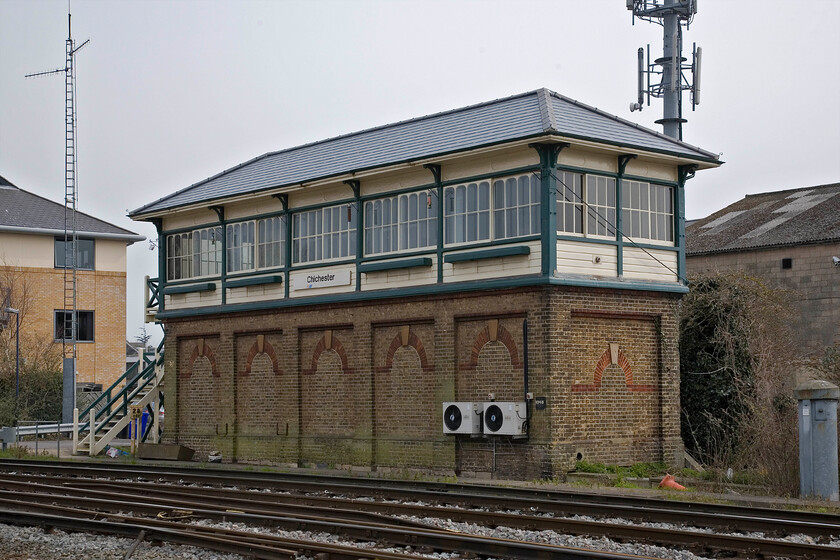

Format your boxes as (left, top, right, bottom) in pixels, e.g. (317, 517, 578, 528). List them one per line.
(73, 340, 164, 456)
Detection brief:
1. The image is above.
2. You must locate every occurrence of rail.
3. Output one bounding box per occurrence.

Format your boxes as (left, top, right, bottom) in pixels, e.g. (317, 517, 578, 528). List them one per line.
(77, 338, 163, 435)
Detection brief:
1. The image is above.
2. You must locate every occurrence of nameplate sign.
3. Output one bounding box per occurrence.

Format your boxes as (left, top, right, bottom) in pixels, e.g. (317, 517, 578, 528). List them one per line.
(292, 269, 352, 290)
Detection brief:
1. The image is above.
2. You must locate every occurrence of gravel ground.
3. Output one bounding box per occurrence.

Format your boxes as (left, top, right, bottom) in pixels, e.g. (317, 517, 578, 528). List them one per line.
(0, 524, 247, 560)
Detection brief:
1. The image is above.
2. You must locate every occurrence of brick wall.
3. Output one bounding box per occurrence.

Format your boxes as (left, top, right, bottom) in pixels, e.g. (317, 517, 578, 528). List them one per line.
(0, 265, 127, 388)
(163, 285, 682, 478)
(688, 243, 840, 356)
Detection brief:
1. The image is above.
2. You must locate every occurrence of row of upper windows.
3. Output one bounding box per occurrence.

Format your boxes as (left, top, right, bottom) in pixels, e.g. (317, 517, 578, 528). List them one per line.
(556, 171, 674, 242)
(165, 172, 674, 281)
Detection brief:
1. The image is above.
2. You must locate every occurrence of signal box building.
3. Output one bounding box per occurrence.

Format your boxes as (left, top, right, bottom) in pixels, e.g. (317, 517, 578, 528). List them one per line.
(131, 89, 721, 478)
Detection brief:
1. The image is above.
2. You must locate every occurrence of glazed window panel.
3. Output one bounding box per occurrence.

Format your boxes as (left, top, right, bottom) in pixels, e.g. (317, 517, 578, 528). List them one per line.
(257, 215, 286, 268)
(192, 226, 223, 277)
(166, 231, 193, 280)
(621, 180, 674, 243)
(55, 238, 95, 270)
(493, 174, 540, 239)
(226, 221, 255, 273)
(444, 181, 490, 245)
(556, 171, 584, 234)
(585, 175, 617, 237)
(54, 310, 94, 342)
(292, 204, 356, 264)
(364, 191, 438, 256)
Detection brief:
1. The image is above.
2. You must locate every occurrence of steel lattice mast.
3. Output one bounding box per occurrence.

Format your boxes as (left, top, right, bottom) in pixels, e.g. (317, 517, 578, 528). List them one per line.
(26, 12, 88, 423)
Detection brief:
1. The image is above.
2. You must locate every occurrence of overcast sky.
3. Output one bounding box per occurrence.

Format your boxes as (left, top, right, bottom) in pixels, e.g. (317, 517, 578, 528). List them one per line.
(1, 0, 839, 343)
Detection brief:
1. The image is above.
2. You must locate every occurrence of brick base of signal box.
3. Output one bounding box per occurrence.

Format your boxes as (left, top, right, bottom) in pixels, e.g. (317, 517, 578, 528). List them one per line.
(161, 285, 683, 479)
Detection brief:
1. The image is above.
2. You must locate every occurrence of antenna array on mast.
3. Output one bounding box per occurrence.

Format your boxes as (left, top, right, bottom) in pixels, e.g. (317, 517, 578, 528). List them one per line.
(626, 0, 702, 140)
(25, 11, 89, 424)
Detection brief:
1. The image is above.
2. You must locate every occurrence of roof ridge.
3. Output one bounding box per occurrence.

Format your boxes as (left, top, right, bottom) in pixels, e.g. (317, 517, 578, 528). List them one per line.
(536, 88, 556, 132)
(743, 182, 840, 198)
(545, 90, 719, 160)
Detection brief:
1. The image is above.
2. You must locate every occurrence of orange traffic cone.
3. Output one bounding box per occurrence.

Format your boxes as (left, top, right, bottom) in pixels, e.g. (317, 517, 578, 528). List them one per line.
(658, 474, 686, 491)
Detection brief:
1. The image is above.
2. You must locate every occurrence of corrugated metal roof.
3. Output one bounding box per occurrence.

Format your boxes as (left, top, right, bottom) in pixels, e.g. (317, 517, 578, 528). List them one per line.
(131, 88, 720, 217)
(0, 175, 141, 238)
(686, 183, 840, 255)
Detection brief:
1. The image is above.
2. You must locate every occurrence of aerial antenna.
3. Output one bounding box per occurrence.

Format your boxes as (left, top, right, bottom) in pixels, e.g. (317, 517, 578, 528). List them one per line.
(26, 10, 89, 424)
(626, 0, 701, 140)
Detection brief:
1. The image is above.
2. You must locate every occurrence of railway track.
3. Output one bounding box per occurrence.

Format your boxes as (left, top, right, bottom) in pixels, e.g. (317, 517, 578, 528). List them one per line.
(0, 459, 838, 559)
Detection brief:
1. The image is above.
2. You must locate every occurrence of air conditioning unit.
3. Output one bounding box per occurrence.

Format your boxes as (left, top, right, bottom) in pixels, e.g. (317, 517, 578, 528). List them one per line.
(442, 402, 483, 435)
(483, 402, 528, 436)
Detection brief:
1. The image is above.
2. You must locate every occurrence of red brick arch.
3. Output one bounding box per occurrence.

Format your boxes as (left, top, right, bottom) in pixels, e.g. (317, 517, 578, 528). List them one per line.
(185, 341, 219, 377)
(460, 324, 522, 371)
(572, 348, 654, 393)
(377, 330, 433, 373)
(303, 333, 353, 375)
(240, 339, 282, 376)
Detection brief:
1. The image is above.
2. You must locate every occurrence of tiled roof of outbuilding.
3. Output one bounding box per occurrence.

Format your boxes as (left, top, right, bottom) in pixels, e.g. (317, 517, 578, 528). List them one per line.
(130, 88, 720, 218)
(686, 183, 840, 255)
(0, 175, 142, 240)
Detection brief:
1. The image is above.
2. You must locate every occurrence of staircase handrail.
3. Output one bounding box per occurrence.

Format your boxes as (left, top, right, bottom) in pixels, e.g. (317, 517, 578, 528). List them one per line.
(77, 360, 141, 423)
(83, 363, 159, 437)
(78, 339, 164, 433)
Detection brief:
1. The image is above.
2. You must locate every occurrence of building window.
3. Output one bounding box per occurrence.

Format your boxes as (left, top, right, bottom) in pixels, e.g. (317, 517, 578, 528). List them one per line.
(167, 231, 192, 280)
(54, 310, 94, 342)
(556, 171, 584, 234)
(55, 238, 95, 270)
(586, 175, 617, 237)
(621, 180, 674, 242)
(444, 181, 491, 245)
(292, 204, 357, 264)
(226, 216, 287, 273)
(782, 258, 793, 269)
(258, 215, 286, 268)
(364, 191, 438, 256)
(556, 172, 618, 238)
(226, 221, 255, 273)
(493, 174, 540, 239)
(166, 226, 222, 281)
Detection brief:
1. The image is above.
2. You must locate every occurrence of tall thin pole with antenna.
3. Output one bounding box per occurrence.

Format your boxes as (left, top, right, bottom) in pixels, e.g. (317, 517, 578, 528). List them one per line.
(627, 0, 701, 141)
(26, 12, 89, 424)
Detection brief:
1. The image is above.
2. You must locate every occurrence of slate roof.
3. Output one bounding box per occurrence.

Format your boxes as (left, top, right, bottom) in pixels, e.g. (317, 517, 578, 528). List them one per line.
(130, 88, 721, 218)
(686, 183, 840, 255)
(0, 175, 142, 240)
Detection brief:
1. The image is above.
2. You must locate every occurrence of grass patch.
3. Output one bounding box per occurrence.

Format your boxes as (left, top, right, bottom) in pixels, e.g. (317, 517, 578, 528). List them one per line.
(574, 460, 669, 479)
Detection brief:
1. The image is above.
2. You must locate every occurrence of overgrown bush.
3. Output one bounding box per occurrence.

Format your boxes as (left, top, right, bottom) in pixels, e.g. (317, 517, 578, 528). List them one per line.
(680, 272, 799, 494)
(0, 329, 62, 426)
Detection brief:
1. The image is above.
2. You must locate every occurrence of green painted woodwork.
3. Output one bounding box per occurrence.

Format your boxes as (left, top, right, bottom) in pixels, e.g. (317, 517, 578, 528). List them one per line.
(224, 275, 284, 289)
(443, 245, 530, 264)
(162, 282, 216, 295)
(358, 257, 433, 273)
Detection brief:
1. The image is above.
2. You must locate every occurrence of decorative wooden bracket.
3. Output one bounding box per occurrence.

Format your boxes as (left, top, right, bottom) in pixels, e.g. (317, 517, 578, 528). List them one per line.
(209, 205, 225, 222)
(618, 154, 638, 175)
(344, 180, 361, 198)
(272, 193, 289, 212)
(423, 163, 442, 184)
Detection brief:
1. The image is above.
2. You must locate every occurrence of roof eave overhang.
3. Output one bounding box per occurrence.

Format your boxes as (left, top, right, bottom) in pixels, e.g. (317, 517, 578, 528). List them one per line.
(687, 237, 840, 257)
(0, 225, 145, 244)
(130, 132, 721, 221)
